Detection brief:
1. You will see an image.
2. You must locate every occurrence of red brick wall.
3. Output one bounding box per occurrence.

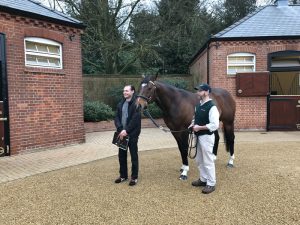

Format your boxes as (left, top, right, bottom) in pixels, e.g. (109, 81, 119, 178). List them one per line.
(190, 39, 300, 130)
(0, 12, 85, 154)
(189, 50, 207, 86)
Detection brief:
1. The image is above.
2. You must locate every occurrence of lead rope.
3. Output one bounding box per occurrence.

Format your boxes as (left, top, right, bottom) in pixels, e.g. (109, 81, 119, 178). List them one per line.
(188, 129, 197, 159)
(143, 109, 189, 133)
(143, 109, 196, 158)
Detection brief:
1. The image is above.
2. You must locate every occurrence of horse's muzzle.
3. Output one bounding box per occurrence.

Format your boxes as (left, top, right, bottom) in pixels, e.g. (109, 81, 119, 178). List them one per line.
(136, 96, 148, 110)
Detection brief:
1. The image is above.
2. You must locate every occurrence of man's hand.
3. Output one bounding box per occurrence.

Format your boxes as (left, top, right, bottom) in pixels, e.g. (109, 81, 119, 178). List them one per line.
(193, 125, 207, 132)
(188, 124, 194, 133)
(118, 130, 128, 140)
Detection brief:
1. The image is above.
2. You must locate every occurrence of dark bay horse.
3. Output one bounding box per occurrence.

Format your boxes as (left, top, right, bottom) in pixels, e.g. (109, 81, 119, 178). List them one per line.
(136, 75, 236, 180)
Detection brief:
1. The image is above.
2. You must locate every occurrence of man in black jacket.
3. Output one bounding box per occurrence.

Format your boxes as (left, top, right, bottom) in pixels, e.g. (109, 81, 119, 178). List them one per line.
(114, 85, 141, 186)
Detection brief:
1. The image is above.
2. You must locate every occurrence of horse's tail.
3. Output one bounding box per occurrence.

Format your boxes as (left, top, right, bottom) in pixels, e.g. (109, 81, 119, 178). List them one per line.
(223, 122, 235, 153)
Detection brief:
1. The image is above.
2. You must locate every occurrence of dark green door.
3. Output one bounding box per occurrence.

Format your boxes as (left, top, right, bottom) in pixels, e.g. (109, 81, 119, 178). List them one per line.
(0, 33, 10, 156)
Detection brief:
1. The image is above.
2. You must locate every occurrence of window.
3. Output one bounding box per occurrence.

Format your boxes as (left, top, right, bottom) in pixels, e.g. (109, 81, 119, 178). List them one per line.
(24, 37, 62, 69)
(227, 53, 255, 75)
(271, 55, 300, 67)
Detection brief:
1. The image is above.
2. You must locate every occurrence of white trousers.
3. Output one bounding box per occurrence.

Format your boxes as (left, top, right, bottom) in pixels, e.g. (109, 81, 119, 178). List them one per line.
(195, 134, 216, 186)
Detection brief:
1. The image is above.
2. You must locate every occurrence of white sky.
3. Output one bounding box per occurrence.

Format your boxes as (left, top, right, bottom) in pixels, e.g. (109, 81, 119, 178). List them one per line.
(37, 0, 272, 11)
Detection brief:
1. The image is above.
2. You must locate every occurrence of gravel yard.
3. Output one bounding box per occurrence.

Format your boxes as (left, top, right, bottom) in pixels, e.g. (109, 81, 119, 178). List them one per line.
(0, 141, 299, 225)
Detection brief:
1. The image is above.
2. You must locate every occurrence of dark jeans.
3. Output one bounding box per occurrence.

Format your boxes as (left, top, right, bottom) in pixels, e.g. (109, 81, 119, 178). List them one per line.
(118, 137, 139, 179)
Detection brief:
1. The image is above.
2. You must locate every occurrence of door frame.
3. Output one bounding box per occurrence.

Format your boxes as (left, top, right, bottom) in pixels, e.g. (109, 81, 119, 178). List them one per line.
(267, 50, 300, 131)
(0, 33, 10, 156)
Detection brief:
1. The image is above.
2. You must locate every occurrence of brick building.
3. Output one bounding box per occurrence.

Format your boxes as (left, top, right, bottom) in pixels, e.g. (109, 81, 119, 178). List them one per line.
(189, 0, 300, 131)
(0, 0, 85, 156)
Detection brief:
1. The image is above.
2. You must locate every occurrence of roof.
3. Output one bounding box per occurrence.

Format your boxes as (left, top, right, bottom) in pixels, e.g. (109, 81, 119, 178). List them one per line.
(189, 2, 300, 65)
(0, 0, 84, 29)
(214, 4, 300, 39)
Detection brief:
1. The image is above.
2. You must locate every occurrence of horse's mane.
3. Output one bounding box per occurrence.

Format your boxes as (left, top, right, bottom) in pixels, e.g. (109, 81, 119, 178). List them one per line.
(144, 77, 193, 95)
(159, 80, 198, 99)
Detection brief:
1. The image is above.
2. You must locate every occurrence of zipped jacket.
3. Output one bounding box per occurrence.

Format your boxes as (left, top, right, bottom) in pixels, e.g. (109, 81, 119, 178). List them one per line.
(114, 95, 141, 139)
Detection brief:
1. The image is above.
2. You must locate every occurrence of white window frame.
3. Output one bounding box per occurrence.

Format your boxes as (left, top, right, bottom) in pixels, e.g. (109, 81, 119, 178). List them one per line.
(227, 53, 256, 75)
(24, 37, 62, 69)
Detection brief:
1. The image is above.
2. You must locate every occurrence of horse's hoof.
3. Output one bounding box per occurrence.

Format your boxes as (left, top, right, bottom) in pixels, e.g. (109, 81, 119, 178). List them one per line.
(179, 175, 188, 180)
(226, 163, 234, 168)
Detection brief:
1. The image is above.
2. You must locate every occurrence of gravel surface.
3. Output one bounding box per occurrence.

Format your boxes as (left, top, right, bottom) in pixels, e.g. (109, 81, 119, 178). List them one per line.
(0, 141, 299, 225)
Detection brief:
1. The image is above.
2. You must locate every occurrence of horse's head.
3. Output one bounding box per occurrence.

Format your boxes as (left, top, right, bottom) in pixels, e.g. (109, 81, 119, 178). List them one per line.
(136, 74, 158, 110)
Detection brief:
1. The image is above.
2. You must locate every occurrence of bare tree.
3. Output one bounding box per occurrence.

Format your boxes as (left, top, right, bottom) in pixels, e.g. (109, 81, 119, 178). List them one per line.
(41, 0, 146, 74)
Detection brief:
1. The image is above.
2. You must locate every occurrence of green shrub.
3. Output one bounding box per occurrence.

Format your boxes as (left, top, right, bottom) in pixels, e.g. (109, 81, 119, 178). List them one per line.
(144, 103, 163, 119)
(84, 101, 115, 122)
(162, 78, 188, 90)
(106, 85, 124, 107)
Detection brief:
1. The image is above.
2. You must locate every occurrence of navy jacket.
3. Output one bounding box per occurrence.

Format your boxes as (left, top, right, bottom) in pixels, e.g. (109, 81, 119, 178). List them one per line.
(114, 95, 141, 139)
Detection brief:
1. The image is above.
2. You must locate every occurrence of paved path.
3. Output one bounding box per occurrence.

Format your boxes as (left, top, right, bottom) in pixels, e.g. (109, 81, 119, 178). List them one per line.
(0, 129, 299, 183)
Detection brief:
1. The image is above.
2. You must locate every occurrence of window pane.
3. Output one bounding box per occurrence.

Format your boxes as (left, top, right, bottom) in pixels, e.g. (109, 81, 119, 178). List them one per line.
(49, 58, 60, 67)
(36, 56, 48, 63)
(244, 56, 254, 63)
(26, 55, 38, 65)
(36, 44, 48, 53)
(26, 42, 37, 51)
(48, 45, 60, 54)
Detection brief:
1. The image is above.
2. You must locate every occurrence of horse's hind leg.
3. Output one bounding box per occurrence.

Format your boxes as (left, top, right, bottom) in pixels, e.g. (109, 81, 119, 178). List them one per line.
(213, 130, 220, 156)
(227, 140, 235, 168)
(224, 123, 235, 168)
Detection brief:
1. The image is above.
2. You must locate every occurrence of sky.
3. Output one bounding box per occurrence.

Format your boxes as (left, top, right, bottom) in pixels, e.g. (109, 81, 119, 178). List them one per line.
(37, 0, 273, 9)
(37, 0, 156, 8)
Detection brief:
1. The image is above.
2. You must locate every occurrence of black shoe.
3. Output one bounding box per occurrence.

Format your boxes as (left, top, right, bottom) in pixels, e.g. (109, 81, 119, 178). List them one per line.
(202, 185, 215, 194)
(129, 179, 138, 186)
(115, 177, 127, 183)
(192, 179, 207, 187)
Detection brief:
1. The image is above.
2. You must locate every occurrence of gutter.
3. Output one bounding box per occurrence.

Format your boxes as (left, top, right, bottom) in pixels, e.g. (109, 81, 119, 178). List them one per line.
(0, 5, 86, 29)
(189, 35, 300, 67)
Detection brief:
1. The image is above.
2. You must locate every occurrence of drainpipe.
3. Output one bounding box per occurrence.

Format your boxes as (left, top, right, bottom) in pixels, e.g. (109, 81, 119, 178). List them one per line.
(207, 41, 210, 84)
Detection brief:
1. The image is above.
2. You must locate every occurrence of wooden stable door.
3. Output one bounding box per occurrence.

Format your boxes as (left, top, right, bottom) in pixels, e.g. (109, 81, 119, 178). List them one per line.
(268, 96, 300, 131)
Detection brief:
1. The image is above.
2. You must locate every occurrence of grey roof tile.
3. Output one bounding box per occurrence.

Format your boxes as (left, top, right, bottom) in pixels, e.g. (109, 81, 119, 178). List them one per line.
(0, 0, 83, 28)
(214, 4, 300, 38)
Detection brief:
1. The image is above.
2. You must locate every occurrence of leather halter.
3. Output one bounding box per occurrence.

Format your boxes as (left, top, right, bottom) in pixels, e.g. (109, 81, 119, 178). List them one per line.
(137, 80, 156, 103)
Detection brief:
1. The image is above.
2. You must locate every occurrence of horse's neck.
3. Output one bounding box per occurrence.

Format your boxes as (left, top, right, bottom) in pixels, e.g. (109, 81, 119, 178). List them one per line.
(155, 82, 174, 113)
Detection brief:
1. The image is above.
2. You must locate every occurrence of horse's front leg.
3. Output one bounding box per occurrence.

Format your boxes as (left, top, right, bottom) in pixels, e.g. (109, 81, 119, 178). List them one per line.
(174, 132, 189, 180)
(179, 165, 189, 180)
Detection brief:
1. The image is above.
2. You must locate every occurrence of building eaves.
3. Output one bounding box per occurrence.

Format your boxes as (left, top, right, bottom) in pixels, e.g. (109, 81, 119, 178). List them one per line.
(0, 0, 85, 29)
